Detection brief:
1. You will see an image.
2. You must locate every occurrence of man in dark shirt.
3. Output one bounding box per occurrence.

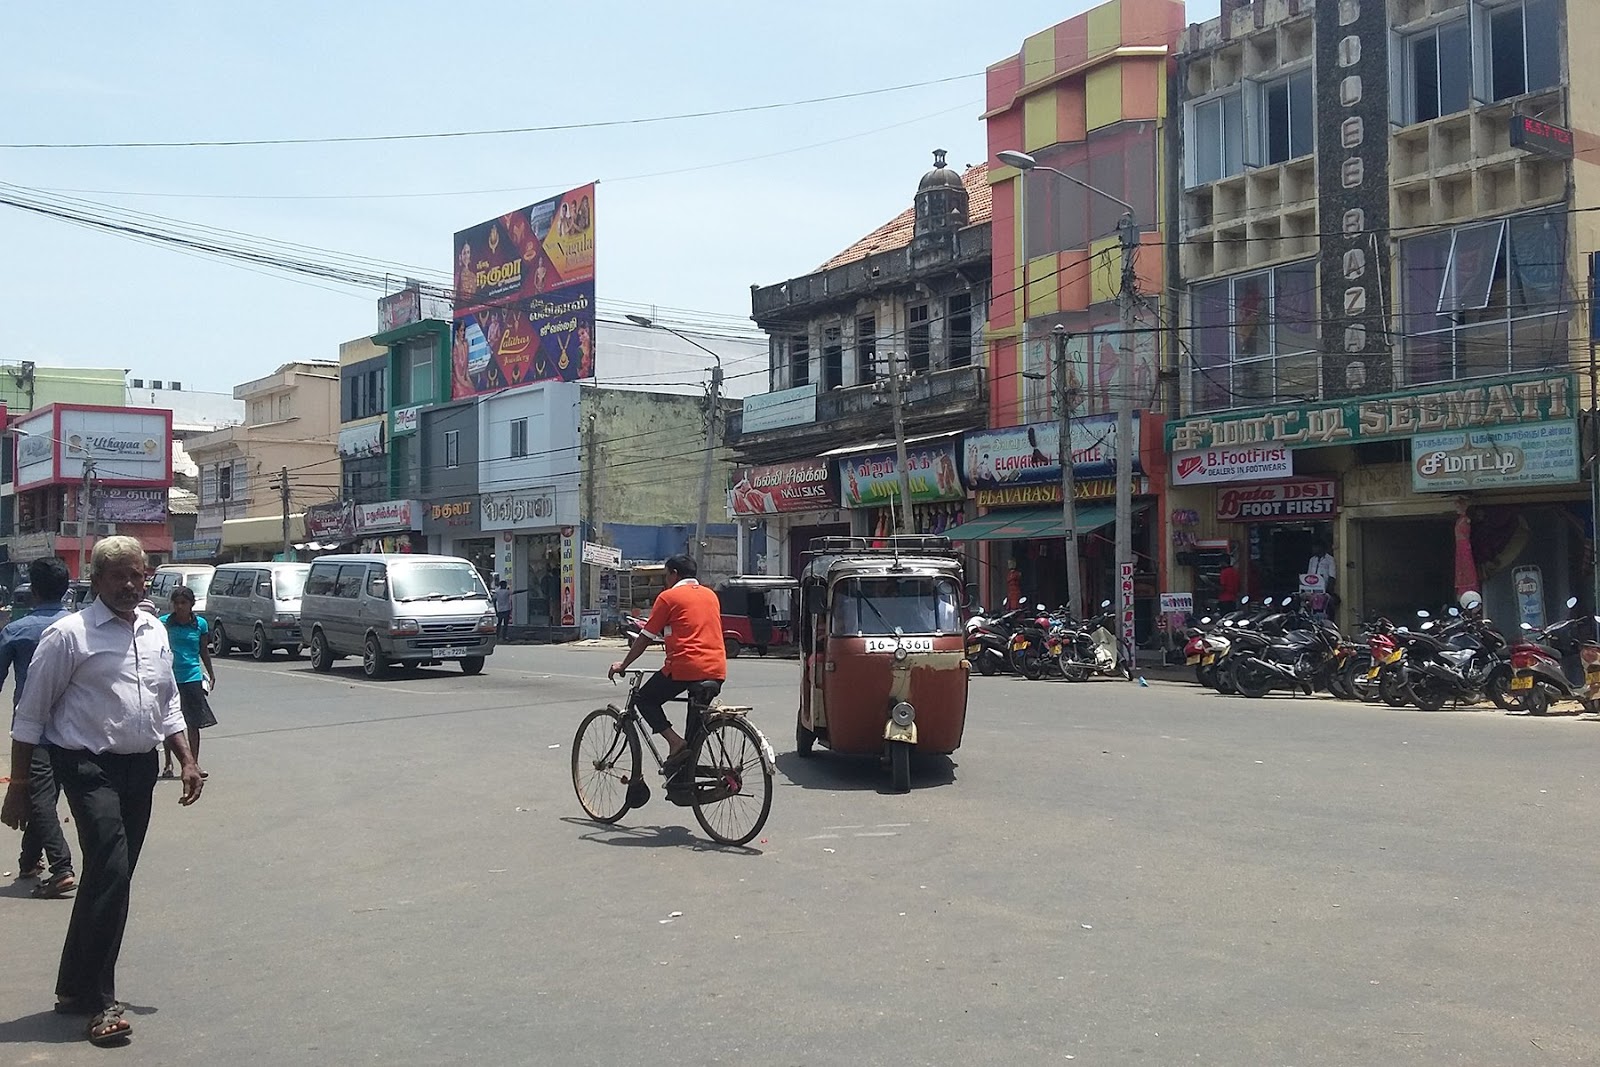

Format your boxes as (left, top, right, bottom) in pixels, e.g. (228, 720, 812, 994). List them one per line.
(1, 557, 75, 897)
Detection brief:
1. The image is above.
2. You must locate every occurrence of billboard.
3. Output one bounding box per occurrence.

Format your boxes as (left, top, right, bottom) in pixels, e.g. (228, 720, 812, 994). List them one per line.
(94, 487, 169, 524)
(1411, 422, 1580, 493)
(14, 404, 172, 491)
(452, 184, 596, 398)
(729, 459, 837, 515)
(839, 439, 964, 507)
(962, 414, 1144, 488)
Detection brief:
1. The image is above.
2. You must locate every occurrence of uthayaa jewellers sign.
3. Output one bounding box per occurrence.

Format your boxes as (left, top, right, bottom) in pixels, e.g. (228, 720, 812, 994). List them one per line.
(1171, 444, 1292, 486)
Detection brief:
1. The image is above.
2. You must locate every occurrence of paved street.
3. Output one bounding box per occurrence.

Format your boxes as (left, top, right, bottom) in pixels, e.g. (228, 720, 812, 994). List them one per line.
(2, 643, 1599, 1065)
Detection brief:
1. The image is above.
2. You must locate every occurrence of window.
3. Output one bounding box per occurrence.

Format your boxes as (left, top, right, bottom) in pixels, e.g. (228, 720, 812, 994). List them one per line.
(250, 400, 267, 424)
(444, 429, 460, 469)
(855, 315, 877, 385)
(510, 417, 529, 458)
(1189, 261, 1320, 413)
(788, 332, 810, 387)
(342, 357, 388, 421)
(1261, 69, 1314, 165)
(334, 565, 366, 599)
(946, 294, 973, 368)
(1400, 206, 1568, 385)
(217, 462, 234, 502)
(822, 326, 844, 390)
(1405, 19, 1472, 123)
(391, 562, 487, 601)
(1188, 92, 1245, 186)
(1485, 0, 1560, 102)
(305, 564, 338, 597)
(829, 576, 962, 637)
(277, 393, 292, 420)
(365, 567, 389, 598)
(1028, 122, 1159, 254)
(404, 339, 435, 405)
(907, 305, 931, 373)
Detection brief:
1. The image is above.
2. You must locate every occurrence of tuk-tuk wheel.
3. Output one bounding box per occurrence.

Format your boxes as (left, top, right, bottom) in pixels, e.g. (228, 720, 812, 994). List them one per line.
(796, 714, 815, 757)
(889, 743, 911, 792)
(725, 637, 742, 660)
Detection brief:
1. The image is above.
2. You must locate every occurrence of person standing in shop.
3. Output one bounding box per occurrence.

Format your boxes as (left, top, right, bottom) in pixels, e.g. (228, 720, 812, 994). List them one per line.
(1217, 554, 1240, 614)
(1307, 538, 1338, 620)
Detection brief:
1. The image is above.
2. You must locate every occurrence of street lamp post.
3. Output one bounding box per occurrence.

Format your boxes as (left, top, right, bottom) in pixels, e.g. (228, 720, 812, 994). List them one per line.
(626, 315, 725, 561)
(999, 149, 1140, 678)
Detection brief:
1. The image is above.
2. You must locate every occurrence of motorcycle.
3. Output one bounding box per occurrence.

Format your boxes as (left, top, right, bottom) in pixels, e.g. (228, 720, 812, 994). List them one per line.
(1511, 596, 1600, 715)
(1392, 592, 1515, 712)
(965, 607, 1025, 676)
(1185, 597, 1260, 689)
(1055, 600, 1123, 681)
(1228, 597, 1342, 699)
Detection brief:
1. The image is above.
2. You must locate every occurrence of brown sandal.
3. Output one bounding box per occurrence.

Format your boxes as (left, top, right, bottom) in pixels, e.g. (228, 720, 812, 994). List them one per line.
(33, 872, 76, 898)
(87, 1004, 130, 1045)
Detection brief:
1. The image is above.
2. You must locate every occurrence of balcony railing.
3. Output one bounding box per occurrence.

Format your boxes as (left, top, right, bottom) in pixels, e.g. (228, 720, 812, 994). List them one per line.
(726, 362, 986, 445)
(751, 226, 991, 320)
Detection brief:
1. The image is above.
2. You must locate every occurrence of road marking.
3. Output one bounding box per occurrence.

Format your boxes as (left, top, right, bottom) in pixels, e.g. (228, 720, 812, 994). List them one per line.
(806, 833, 841, 840)
(853, 831, 899, 838)
(876, 822, 911, 828)
(823, 824, 864, 830)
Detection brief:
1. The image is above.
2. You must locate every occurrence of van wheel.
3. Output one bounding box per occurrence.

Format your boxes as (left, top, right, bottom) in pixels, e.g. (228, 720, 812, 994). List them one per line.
(363, 636, 391, 679)
(250, 625, 271, 662)
(211, 627, 231, 657)
(309, 631, 334, 673)
(460, 656, 485, 675)
(724, 637, 741, 659)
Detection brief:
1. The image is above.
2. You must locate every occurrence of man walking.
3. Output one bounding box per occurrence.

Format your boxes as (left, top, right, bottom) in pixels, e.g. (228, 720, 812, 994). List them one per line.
(494, 579, 514, 642)
(1, 537, 203, 1046)
(2, 556, 76, 898)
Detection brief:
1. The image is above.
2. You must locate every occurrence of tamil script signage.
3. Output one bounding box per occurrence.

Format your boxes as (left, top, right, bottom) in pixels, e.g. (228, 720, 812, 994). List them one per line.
(304, 501, 355, 542)
(94, 487, 168, 524)
(172, 538, 220, 562)
(480, 490, 557, 531)
(839, 439, 963, 507)
(581, 541, 623, 568)
(338, 420, 386, 459)
(729, 458, 837, 515)
(1171, 444, 1292, 486)
(1169, 374, 1576, 452)
(392, 405, 420, 436)
(1412, 421, 1580, 493)
(425, 499, 476, 533)
(741, 383, 818, 434)
(963, 415, 1142, 488)
(355, 499, 419, 534)
(1216, 478, 1338, 523)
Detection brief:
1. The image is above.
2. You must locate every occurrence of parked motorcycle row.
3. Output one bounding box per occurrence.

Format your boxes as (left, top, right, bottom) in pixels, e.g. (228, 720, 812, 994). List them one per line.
(965, 601, 1128, 682)
(1182, 591, 1600, 716)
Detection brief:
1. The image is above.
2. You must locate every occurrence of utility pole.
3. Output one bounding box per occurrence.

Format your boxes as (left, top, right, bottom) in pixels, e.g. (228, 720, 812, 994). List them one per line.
(1053, 327, 1085, 621)
(1114, 211, 1140, 681)
(279, 465, 291, 562)
(77, 460, 96, 580)
(885, 346, 915, 535)
(694, 361, 723, 560)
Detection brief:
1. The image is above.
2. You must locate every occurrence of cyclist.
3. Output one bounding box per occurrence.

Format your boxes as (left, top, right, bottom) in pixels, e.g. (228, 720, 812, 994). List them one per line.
(608, 553, 725, 774)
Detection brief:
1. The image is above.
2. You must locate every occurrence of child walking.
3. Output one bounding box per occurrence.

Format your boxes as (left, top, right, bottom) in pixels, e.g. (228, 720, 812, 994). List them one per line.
(161, 585, 216, 779)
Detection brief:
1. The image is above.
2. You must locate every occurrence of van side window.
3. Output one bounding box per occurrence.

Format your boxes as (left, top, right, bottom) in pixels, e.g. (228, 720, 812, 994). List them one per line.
(366, 568, 388, 599)
(304, 565, 338, 597)
(334, 565, 366, 599)
(255, 571, 272, 596)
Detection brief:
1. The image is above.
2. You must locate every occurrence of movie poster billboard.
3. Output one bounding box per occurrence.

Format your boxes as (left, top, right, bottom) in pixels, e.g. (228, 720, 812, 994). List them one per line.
(452, 184, 596, 399)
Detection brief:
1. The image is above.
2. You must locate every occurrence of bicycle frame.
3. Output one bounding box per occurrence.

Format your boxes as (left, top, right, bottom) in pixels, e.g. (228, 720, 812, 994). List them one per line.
(612, 670, 776, 776)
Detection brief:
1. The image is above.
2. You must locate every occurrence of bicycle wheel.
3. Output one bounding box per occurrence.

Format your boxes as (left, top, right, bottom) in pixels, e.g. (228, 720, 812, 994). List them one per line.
(572, 709, 641, 824)
(690, 717, 773, 846)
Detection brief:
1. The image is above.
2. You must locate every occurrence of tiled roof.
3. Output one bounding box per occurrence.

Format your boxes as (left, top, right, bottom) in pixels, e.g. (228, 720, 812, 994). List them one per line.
(817, 164, 992, 272)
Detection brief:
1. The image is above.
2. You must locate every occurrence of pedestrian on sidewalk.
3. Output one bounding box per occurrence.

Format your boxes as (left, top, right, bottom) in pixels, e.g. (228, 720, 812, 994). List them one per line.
(0, 536, 204, 1047)
(1, 556, 76, 899)
(494, 579, 514, 641)
(159, 585, 215, 780)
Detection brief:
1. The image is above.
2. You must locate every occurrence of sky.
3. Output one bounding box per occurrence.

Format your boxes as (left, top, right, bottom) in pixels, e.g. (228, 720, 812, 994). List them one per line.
(0, 0, 1221, 394)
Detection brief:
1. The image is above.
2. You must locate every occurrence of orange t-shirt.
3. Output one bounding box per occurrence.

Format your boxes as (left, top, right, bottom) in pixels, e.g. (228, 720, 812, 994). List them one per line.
(642, 579, 726, 681)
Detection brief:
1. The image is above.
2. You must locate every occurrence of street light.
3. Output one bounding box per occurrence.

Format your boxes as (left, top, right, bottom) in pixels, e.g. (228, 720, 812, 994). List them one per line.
(625, 315, 725, 561)
(1000, 147, 1140, 679)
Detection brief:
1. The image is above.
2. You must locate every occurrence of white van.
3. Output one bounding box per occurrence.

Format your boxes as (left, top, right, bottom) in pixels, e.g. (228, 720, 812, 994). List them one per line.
(299, 554, 497, 678)
(148, 565, 216, 615)
(207, 562, 312, 660)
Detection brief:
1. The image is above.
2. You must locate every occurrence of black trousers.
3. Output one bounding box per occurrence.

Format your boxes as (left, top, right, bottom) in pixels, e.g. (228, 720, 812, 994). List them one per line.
(50, 746, 158, 1010)
(18, 746, 73, 876)
(633, 671, 721, 742)
(496, 610, 512, 640)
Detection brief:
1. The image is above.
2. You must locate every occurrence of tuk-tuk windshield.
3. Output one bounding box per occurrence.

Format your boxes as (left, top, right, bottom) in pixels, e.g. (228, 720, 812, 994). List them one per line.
(830, 576, 961, 636)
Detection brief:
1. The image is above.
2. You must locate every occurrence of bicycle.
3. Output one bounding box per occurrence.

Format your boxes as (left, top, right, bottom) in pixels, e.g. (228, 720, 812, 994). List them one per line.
(571, 669, 775, 846)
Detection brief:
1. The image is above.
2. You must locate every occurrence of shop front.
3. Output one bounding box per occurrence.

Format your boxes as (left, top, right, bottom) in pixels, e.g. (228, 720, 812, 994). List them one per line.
(728, 457, 848, 578)
(353, 499, 425, 555)
(478, 487, 578, 636)
(1214, 477, 1338, 607)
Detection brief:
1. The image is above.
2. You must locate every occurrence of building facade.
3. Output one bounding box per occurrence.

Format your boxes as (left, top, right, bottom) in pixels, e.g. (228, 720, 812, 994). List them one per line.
(1167, 0, 1600, 630)
(734, 150, 992, 579)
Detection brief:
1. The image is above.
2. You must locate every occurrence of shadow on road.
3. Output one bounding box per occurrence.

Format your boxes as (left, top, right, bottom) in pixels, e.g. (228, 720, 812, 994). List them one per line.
(558, 817, 763, 855)
(0, 1004, 157, 1045)
(773, 750, 956, 793)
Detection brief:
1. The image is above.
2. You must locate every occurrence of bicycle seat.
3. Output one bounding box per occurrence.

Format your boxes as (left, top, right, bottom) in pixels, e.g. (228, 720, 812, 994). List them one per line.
(687, 680, 723, 708)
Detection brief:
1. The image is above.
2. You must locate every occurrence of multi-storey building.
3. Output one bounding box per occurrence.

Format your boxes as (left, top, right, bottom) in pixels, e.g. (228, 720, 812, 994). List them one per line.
(1167, 0, 1600, 629)
(733, 150, 991, 579)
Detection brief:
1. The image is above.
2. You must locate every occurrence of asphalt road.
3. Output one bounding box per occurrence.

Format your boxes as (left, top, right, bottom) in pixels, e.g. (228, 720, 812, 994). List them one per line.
(2, 642, 1598, 1065)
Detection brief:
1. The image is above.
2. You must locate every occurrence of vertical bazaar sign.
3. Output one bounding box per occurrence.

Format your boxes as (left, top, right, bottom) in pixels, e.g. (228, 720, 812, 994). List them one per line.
(452, 184, 596, 398)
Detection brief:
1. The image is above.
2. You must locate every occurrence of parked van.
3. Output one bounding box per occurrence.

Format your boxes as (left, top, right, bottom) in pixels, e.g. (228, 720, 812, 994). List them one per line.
(148, 565, 216, 614)
(206, 562, 312, 660)
(299, 554, 497, 678)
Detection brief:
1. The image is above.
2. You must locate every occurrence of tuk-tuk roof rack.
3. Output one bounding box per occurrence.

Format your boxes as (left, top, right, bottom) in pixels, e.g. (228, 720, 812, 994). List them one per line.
(804, 535, 955, 556)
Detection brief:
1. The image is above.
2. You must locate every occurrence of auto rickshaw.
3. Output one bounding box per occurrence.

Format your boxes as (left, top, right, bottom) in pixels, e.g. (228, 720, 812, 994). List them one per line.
(715, 576, 797, 658)
(795, 535, 970, 791)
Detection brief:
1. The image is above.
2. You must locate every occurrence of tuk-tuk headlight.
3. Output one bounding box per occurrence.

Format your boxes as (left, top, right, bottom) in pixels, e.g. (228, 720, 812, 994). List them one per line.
(891, 702, 915, 727)
(894, 645, 908, 662)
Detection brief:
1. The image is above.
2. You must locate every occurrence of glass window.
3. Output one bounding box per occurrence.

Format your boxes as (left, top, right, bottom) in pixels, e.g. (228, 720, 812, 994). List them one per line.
(855, 315, 877, 385)
(908, 305, 931, 373)
(789, 333, 810, 387)
(334, 565, 366, 599)
(510, 418, 529, 459)
(390, 562, 488, 602)
(822, 326, 843, 390)
(829, 576, 961, 636)
(365, 567, 389, 598)
(1262, 69, 1314, 165)
(305, 564, 338, 597)
(1522, 0, 1561, 96)
(1486, 0, 1558, 102)
(274, 565, 311, 600)
(186, 572, 212, 598)
(946, 293, 973, 368)
(1028, 122, 1157, 252)
(444, 429, 460, 469)
(1189, 92, 1244, 186)
(1187, 261, 1321, 411)
(406, 341, 435, 405)
(1406, 19, 1471, 123)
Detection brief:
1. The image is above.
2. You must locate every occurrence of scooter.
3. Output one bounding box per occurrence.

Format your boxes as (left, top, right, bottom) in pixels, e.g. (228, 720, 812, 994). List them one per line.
(1511, 597, 1600, 715)
(1056, 600, 1122, 681)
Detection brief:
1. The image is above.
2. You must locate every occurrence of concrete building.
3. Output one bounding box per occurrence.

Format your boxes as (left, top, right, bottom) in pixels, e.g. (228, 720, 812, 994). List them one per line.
(732, 149, 992, 578)
(126, 377, 243, 435)
(1165, 0, 1600, 630)
(182, 361, 340, 562)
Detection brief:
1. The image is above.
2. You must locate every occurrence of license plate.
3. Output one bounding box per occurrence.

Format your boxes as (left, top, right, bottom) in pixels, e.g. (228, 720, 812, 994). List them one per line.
(436, 648, 468, 658)
(1381, 651, 1401, 665)
(966, 644, 981, 655)
(1186, 655, 1200, 665)
(1510, 674, 1533, 690)
(1586, 668, 1600, 683)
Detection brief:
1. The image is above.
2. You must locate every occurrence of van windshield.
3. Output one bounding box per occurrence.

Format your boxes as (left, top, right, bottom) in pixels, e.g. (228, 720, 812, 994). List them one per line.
(830, 576, 961, 636)
(390, 563, 488, 603)
(274, 566, 311, 600)
(186, 573, 212, 598)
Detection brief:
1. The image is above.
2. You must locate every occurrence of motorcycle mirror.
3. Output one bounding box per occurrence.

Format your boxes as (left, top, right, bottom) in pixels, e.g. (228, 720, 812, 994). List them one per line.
(1100, 599, 1111, 608)
(1448, 607, 1460, 617)
(1036, 603, 1047, 612)
(1567, 596, 1580, 609)
(1263, 597, 1276, 606)
(1240, 596, 1250, 605)
(1521, 622, 1534, 630)
(1417, 609, 1430, 618)
(1421, 620, 1435, 630)
(1459, 590, 1482, 611)
(1201, 616, 1213, 625)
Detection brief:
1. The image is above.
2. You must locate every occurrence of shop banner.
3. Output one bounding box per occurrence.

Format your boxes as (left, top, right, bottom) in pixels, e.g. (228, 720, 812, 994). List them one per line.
(338, 421, 386, 459)
(172, 538, 220, 562)
(1171, 444, 1292, 486)
(963, 415, 1142, 489)
(378, 289, 422, 332)
(356, 499, 419, 533)
(305, 501, 355, 542)
(392, 405, 420, 436)
(95, 487, 167, 524)
(741, 383, 818, 433)
(480, 490, 557, 531)
(1159, 592, 1194, 614)
(582, 541, 623, 568)
(452, 184, 596, 398)
(559, 527, 577, 627)
(423, 498, 476, 533)
(1411, 420, 1580, 493)
(1168, 374, 1576, 452)
(1216, 478, 1338, 522)
(839, 439, 963, 507)
(730, 459, 837, 515)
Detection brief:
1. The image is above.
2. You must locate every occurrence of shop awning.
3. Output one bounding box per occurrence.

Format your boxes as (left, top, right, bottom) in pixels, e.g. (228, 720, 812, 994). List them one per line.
(949, 504, 1117, 542)
(222, 513, 306, 549)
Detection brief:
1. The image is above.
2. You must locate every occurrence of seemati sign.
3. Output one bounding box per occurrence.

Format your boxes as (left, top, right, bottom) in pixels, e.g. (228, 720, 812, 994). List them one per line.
(1411, 421, 1579, 493)
(1171, 445, 1292, 486)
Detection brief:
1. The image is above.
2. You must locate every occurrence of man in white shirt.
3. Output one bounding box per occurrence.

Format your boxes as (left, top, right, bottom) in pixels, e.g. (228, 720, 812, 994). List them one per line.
(1, 537, 203, 1047)
(1307, 539, 1338, 620)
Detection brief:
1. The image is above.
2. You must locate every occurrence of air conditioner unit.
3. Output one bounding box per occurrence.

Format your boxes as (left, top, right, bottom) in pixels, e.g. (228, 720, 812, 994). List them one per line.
(59, 521, 82, 537)
(93, 523, 116, 537)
